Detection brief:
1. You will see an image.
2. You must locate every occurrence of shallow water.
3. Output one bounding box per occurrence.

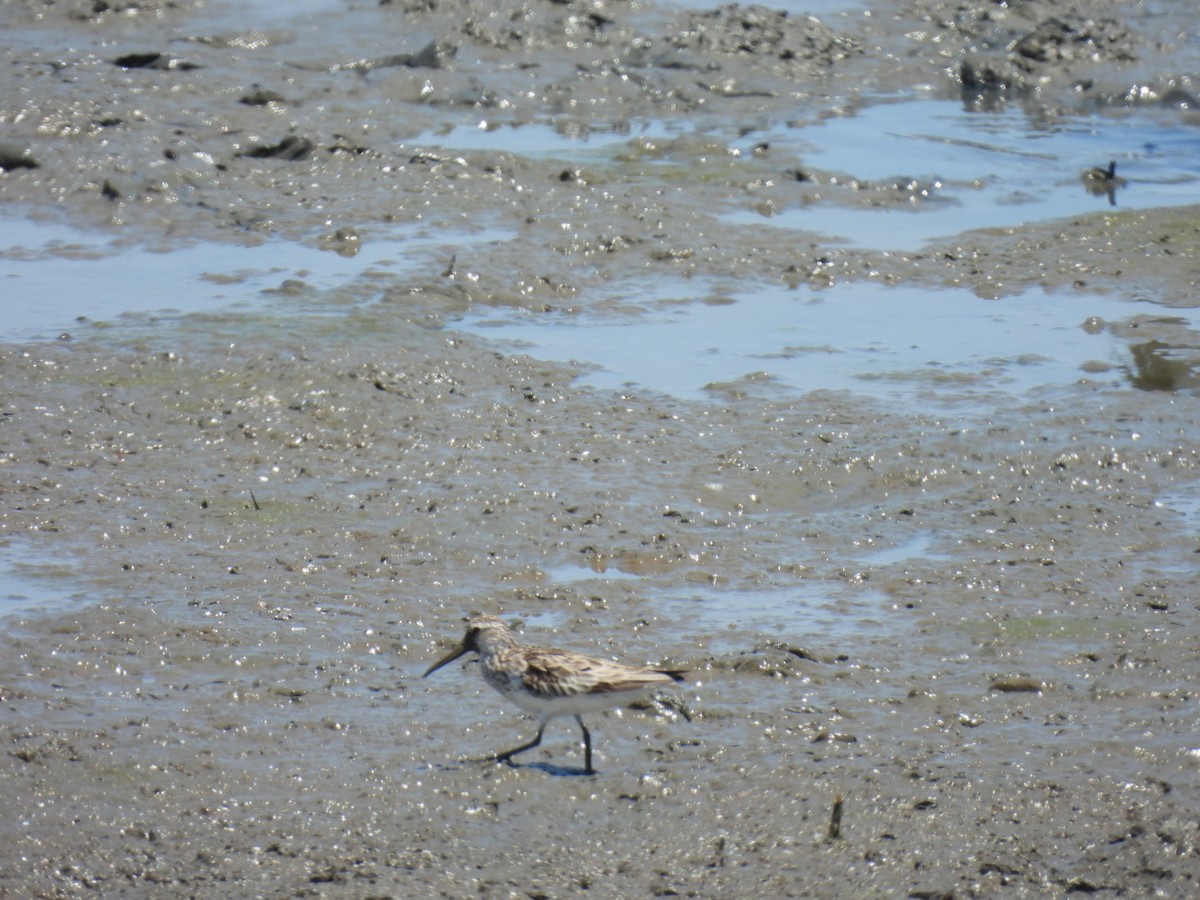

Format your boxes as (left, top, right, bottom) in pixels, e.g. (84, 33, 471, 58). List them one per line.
(388, 100, 1200, 255)
(570, 577, 894, 651)
(5, 95, 1198, 349)
(458, 279, 1196, 403)
(0, 218, 510, 341)
(0, 537, 90, 619)
(726, 99, 1200, 250)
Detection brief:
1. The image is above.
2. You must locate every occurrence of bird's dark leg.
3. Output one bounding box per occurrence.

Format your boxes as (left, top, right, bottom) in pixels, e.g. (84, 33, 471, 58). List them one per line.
(575, 715, 594, 774)
(494, 724, 545, 765)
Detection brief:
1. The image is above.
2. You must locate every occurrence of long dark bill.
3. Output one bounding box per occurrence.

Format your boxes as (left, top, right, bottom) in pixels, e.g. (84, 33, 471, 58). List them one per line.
(423, 642, 469, 678)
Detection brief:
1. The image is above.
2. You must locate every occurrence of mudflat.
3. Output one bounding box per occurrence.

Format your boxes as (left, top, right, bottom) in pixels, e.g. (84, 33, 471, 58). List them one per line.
(2, 1, 1199, 897)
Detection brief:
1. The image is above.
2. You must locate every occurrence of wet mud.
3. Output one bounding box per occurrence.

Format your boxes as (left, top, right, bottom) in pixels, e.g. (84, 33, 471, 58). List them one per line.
(2, 1, 1200, 897)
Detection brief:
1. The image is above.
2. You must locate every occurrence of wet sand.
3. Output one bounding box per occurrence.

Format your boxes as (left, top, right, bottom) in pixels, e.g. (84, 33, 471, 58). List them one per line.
(3, 1, 1200, 897)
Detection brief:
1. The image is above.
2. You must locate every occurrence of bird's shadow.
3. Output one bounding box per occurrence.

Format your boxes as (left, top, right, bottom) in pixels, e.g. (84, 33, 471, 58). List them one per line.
(506, 759, 595, 778)
(465, 753, 594, 777)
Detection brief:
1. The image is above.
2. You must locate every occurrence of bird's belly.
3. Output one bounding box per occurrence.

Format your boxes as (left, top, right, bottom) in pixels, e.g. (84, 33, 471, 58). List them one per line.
(499, 682, 657, 719)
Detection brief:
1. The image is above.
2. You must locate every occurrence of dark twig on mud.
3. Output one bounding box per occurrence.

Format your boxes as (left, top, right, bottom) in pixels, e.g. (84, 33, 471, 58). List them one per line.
(828, 794, 844, 841)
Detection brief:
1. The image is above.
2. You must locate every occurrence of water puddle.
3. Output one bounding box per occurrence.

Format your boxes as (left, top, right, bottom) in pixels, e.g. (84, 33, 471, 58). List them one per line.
(1, 0, 354, 55)
(195, 0, 349, 30)
(859, 532, 940, 567)
(0, 539, 91, 621)
(399, 99, 1200, 254)
(509, 576, 889, 655)
(1154, 486, 1200, 536)
(726, 99, 1200, 250)
(457, 279, 1199, 403)
(544, 533, 943, 585)
(411, 119, 695, 160)
(658, 0, 865, 12)
(543, 562, 647, 584)
(662, 581, 891, 651)
(0, 218, 511, 342)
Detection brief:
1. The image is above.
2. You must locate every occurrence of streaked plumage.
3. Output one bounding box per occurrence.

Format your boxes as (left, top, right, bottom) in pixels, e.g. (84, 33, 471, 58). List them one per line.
(423, 614, 685, 774)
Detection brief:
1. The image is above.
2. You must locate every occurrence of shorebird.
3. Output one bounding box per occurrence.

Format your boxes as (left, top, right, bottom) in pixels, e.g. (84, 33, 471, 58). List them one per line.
(1082, 159, 1126, 206)
(423, 614, 685, 774)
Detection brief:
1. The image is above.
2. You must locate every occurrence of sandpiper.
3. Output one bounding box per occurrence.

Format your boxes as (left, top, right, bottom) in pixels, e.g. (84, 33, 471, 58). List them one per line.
(1082, 159, 1126, 206)
(423, 614, 685, 774)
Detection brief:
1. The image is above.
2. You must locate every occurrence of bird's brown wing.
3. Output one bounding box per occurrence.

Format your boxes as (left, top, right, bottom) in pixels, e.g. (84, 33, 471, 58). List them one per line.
(521, 649, 679, 696)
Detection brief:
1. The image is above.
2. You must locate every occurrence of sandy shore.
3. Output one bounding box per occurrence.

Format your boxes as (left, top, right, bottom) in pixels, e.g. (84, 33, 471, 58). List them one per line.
(2, 1, 1200, 896)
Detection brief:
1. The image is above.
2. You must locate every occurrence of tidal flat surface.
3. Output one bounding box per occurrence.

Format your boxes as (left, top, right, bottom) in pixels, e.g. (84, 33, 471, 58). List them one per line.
(2, 0, 1200, 896)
